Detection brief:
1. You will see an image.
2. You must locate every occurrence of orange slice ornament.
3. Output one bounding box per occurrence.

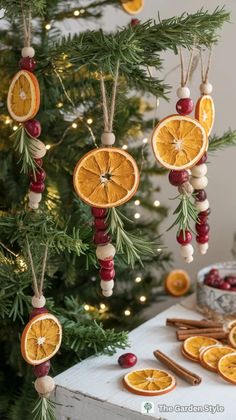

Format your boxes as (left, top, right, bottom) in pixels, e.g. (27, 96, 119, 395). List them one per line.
(21, 313, 62, 365)
(73, 147, 139, 208)
(7, 70, 40, 122)
(151, 115, 208, 170)
(123, 368, 176, 396)
(165, 269, 190, 297)
(121, 0, 144, 15)
(195, 95, 215, 136)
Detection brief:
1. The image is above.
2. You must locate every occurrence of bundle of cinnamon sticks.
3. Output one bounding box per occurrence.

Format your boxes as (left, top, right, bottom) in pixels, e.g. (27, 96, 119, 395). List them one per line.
(166, 318, 228, 341)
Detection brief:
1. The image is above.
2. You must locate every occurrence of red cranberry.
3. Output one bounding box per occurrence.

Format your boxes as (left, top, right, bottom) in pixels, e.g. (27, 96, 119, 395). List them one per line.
(131, 18, 140, 26)
(195, 189, 207, 201)
(91, 207, 107, 218)
(118, 353, 137, 368)
(196, 152, 208, 165)
(176, 230, 192, 245)
(196, 223, 210, 235)
(219, 282, 231, 291)
(29, 307, 48, 319)
(94, 231, 110, 245)
(196, 234, 209, 244)
(209, 268, 219, 277)
(99, 268, 115, 281)
(199, 208, 211, 217)
(30, 168, 46, 183)
(168, 170, 189, 186)
(30, 182, 45, 193)
(176, 98, 194, 115)
(198, 214, 208, 224)
(19, 57, 36, 72)
(99, 259, 114, 269)
(225, 276, 236, 286)
(24, 119, 41, 138)
(33, 361, 50, 377)
(94, 218, 107, 230)
(231, 288, 236, 292)
(34, 158, 43, 167)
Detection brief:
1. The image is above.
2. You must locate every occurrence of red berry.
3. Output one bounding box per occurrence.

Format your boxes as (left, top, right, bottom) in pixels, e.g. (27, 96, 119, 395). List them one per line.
(230, 287, 236, 292)
(196, 223, 210, 235)
(196, 152, 208, 165)
(24, 119, 41, 138)
(209, 268, 219, 277)
(29, 307, 48, 319)
(30, 182, 45, 193)
(91, 207, 108, 218)
(94, 231, 111, 245)
(34, 158, 43, 167)
(198, 214, 208, 224)
(168, 170, 189, 186)
(131, 18, 140, 26)
(94, 218, 107, 230)
(33, 361, 50, 377)
(198, 208, 211, 218)
(176, 98, 194, 115)
(30, 168, 46, 183)
(99, 259, 114, 269)
(196, 234, 209, 244)
(99, 267, 115, 281)
(194, 189, 207, 201)
(19, 57, 36, 72)
(219, 282, 231, 291)
(224, 276, 236, 286)
(176, 230, 192, 245)
(118, 353, 137, 368)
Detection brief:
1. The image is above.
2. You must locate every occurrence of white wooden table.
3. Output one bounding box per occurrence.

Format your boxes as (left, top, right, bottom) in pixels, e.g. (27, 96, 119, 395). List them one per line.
(55, 295, 235, 420)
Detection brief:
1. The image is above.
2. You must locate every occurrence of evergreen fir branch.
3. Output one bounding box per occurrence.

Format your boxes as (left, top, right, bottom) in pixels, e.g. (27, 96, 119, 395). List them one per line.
(0, 0, 46, 19)
(167, 194, 198, 233)
(32, 397, 56, 420)
(208, 129, 236, 152)
(10, 125, 37, 174)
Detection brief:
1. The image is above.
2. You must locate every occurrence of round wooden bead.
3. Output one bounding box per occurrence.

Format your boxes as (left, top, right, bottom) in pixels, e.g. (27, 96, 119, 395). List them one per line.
(32, 295, 46, 308)
(195, 199, 209, 212)
(178, 181, 194, 195)
(21, 46, 35, 58)
(29, 139, 47, 159)
(102, 289, 113, 297)
(185, 256, 194, 264)
(191, 164, 207, 178)
(180, 244, 194, 258)
(198, 242, 209, 255)
(28, 191, 42, 204)
(34, 376, 55, 397)
(200, 82, 213, 95)
(96, 244, 116, 260)
(100, 280, 114, 291)
(101, 132, 115, 146)
(176, 86, 190, 99)
(29, 201, 39, 210)
(190, 176, 208, 190)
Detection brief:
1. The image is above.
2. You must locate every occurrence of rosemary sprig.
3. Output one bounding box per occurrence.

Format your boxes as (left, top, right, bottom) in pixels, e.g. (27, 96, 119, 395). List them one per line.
(208, 129, 236, 152)
(167, 194, 198, 234)
(106, 208, 156, 268)
(10, 125, 37, 174)
(32, 397, 56, 420)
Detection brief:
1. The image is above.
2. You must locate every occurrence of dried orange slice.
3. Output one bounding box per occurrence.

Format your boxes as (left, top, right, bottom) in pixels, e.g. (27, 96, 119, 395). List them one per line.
(165, 269, 190, 297)
(123, 368, 176, 396)
(200, 345, 234, 372)
(229, 325, 236, 348)
(181, 346, 199, 362)
(7, 70, 40, 122)
(195, 95, 215, 137)
(183, 336, 220, 361)
(21, 313, 62, 365)
(151, 114, 207, 170)
(121, 0, 144, 15)
(217, 352, 236, 384)
(73, 147, 139, 208)
(227, 320, 236, 331)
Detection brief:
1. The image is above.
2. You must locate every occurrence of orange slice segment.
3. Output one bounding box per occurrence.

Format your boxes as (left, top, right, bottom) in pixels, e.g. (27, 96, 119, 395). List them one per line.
(195, 95, 215, 137)
(151, 114, 207, 170)
(73, 147, 139, 208)
(121, 0, 144, 14)
(229, 325, 236, 348)
(183, 336, 220, 361)
(123, 368, 176, 396)
(7, 70, 40, 122)
(200, 345, 234, 372)
(165, 269, 190, 297)
(21, 313, 62, 365)
(217, 352, 236, 384)
(227, 320, 236, 332)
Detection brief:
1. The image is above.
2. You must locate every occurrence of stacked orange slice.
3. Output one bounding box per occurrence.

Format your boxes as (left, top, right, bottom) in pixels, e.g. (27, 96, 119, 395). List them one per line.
(200, 345, 234, 372)
(182, 336, 220, 362)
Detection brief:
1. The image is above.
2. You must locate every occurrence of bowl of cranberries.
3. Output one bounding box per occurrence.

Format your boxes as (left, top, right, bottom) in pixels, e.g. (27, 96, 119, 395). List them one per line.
(197, 262, 236, 319)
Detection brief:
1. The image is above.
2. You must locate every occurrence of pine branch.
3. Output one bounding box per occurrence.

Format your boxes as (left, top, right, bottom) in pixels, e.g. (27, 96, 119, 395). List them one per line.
(167, 194, 198, 233)
(32, 397, 56, 420)
(10, 125, 38, 174)
(208, 129, 236, 152)
(0, 0, 46, 19)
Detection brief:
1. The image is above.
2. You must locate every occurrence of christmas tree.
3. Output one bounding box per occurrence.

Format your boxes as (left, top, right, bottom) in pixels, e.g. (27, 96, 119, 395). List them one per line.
(0, 1, 235, 418)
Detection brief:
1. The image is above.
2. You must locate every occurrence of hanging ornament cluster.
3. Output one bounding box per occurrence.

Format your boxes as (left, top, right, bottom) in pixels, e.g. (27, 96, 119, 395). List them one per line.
(73, 67, 140, 296)
(152, 48, 215, 263)
(121, 0, 144, 15)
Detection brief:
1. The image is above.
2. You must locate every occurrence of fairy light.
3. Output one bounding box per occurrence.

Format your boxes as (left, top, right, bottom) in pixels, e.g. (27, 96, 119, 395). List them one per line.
(87, 118, 93, 125)
(72, 122, 78, 129)
(80, 9, 85, 14)
(134, 212, 141, 219)
(139, 296, 146, 303)
(157, 248, 162, 253)
(13, 125, 18, 131)
(84, 304, 90, 311)
(124, 309, 131, 316)
(134, 199, 140, 206)
(46, 144, 51, 150)
(100, 303, 106, 310)
(5, 117, 11, 125)
(122, 145, 128, 150)
(74, 10, 80, 16)
(135, 276, 142, 283)
(154, 200, 160, 207)
(45, 23, 51, 30)
(57, 102, 63, 108)
(142, 137, 148, 144)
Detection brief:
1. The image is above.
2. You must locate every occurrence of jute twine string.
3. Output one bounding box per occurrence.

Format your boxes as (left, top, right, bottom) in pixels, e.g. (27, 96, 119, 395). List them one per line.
(100, 60, 120, 133)
(200, 49, 212, 83)
(26, 236, 49, 298)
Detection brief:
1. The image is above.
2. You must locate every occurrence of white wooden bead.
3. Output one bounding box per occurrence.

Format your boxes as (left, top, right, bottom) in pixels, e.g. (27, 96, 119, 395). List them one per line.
(102, 290, 113, 297)
(200, 82, 213, 95)
(100, 280, 114, 291)
(180, 244, 194, 258)
(190, 176, 208, 190)
(176, 86, 190, 99)
(29, 201, 39, 210)
(185, 256, 194, 264)
(28, 191, 42, 204)
(32, 295, 46, 308)
(101, 132, 115, 146)
(96, 244, 116, 260)
(21, 46, 35, 58)
(29, 139, 47, 159)
(198, 242, 209, 255)
(195, 199, 209, 212)
(35, 376, 55, 397)
(178, 182, 194, 195)
(191, 164, 207, 178)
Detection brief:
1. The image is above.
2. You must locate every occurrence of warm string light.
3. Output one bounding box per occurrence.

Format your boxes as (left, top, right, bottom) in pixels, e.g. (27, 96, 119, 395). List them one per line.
(154, 200, 160, 207)
(142, 137, 148, 144)
(100, 303, 106, 310)
(157, 248, 162, 253)
(134, 199, 140, 206)
(134, 212, 141, 220)
(46, 144, 51, 150)
(74, 10, 80, 16)
(57, 102, 63, 108)
(139, 295, 146, 303)
(72, 122, 78, 129)
(135, 276, 142, 283)
(84, 304, 90, 311)
(45, 23, 51, 31)
(86, 118, 93, 125)
(13, 125, 18, 131)
(5, 117, 11, 125)
(124, 309, 131, 316)
(122, 145, 128, 150)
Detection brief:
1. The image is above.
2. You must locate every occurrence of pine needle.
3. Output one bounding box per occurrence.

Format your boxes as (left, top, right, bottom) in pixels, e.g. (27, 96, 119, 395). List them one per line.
(208, 129, 236, 151)
(167, 194, 198, 234)
(10, 126, 37, 174)
(32, 397, 56, 420)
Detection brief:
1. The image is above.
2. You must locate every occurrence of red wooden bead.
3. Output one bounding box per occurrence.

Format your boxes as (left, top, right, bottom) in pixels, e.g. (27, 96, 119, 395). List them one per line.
(176, 230, 192, 245)
(169, 170, 189, 186)
(30, 168, 46, 183)
(24, 119, 41, 138)
(199, 208, 211, 217)
(99, 268, 115, 281)
(196, 223, 210, 235)
(29, 307, 48, 319)
(176, 98, 194, 115)
(34, 158, 43, 167)
(98, 259, 114, 269)
(198, 214, 208, 224)
(194, 189, 207, 201)
(33, 361, 51, 377)
(196, 234, 209, 244)
(131, 18, 140, 26)
(30, 182, 45, 193)
(19, 57, 36, 72)
(91, 207, 108, 218)
(196, 152, 208, 165)
(94, 231, 111, 245)
(94, 218, 107, 230)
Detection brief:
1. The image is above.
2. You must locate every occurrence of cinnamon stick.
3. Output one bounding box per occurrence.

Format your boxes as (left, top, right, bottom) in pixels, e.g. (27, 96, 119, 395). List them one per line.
(166, 318, 223, 329)
(177, 327, 224, 335)
(153, 349, 202, 386)
(177, 331, 228, 341)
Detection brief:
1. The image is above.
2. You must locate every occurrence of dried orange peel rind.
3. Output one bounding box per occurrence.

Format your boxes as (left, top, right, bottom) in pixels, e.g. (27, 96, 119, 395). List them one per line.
(195, 95, 215, 137)
(183, 336, 220, 361)
(73, 147, 139, 208)
(121, 0, 144, 15)
(228, 325, 236, 348)
(123, 368, 176, 396)
(21, 313, 62, 365)
(151, 114, 207, 170)
(200, 345, 234, 372)
(165, 269, 190, 297)
(217, 352, 236, 384)
(7, 70, 40, 122)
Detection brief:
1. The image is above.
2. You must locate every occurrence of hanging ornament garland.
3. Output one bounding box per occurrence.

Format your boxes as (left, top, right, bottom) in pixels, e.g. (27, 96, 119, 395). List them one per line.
(121, 0, 144, 15)
(73, 63, 140, 296)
